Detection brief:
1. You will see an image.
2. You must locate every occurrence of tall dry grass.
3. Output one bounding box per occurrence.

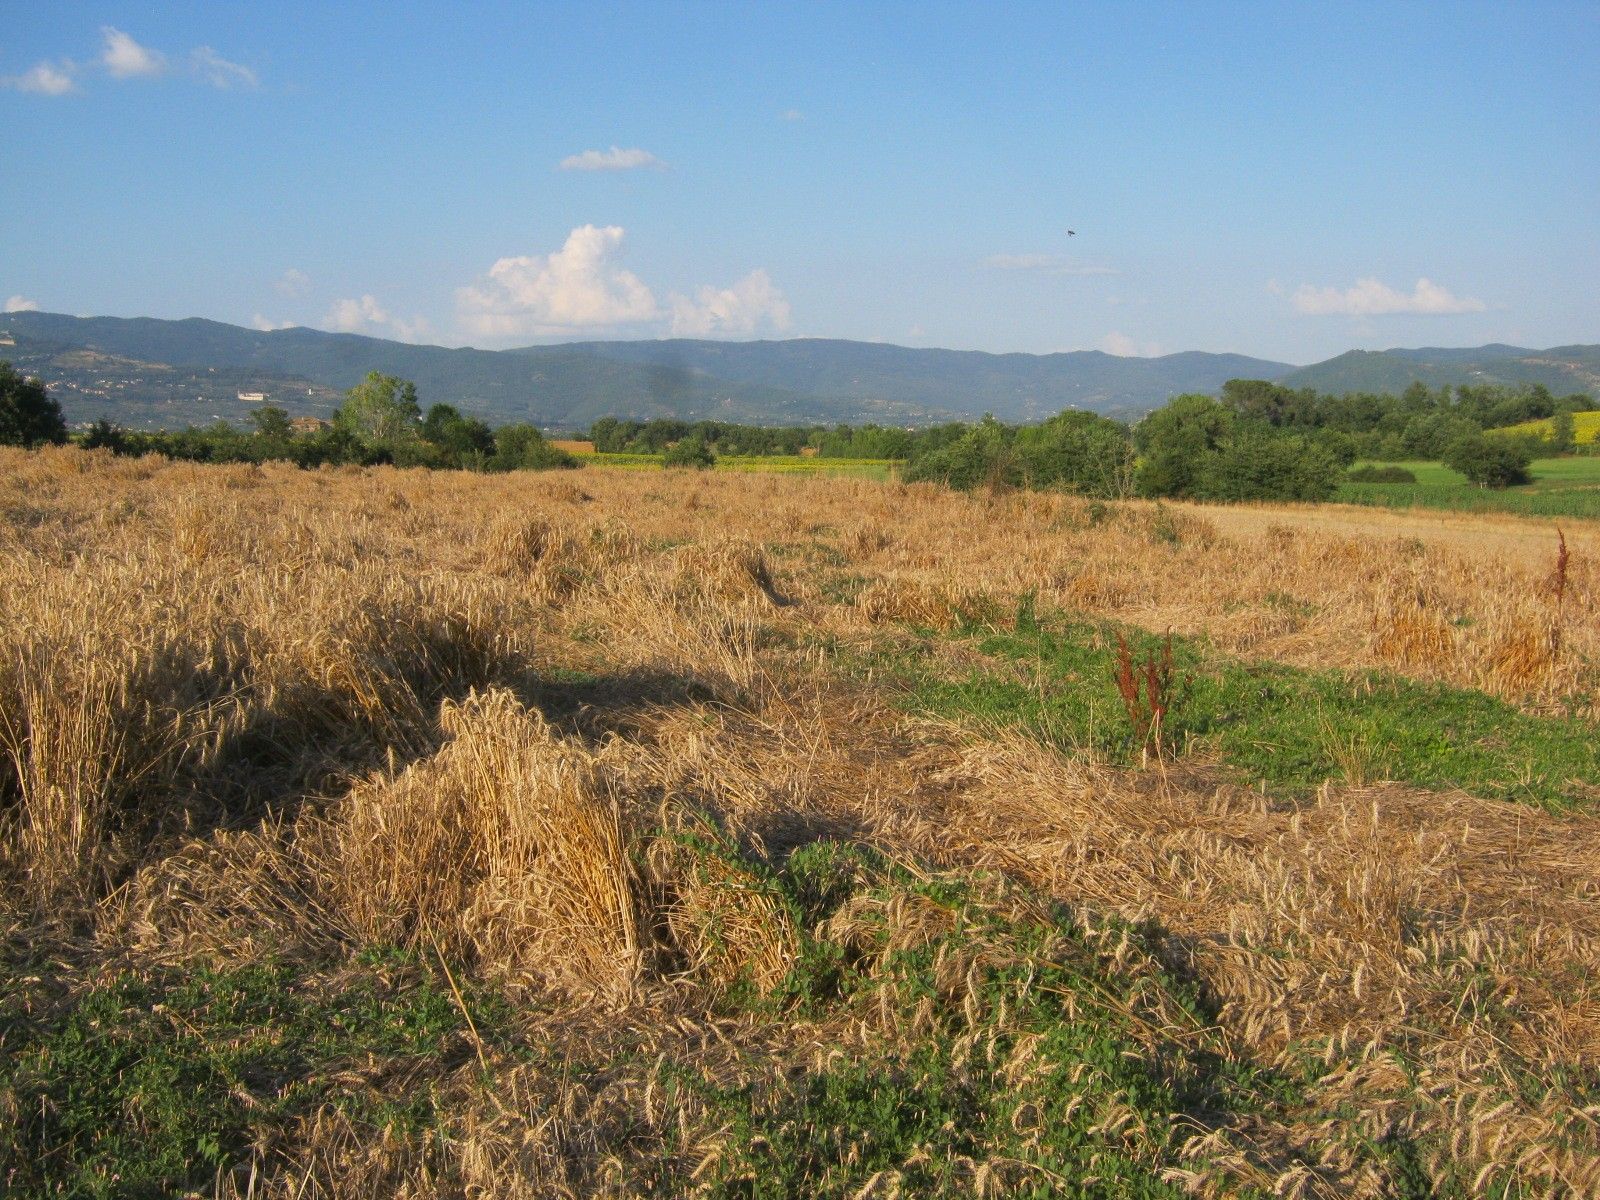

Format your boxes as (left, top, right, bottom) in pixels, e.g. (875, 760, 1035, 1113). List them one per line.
(1, 444, 1596, 1196)
(317, 688, 643, 1001)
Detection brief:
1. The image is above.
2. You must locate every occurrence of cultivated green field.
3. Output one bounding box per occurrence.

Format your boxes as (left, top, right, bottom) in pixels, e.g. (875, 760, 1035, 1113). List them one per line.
(1338, 456, 1600, 518)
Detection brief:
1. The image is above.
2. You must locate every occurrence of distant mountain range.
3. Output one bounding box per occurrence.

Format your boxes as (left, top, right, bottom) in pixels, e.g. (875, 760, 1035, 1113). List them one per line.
(519, 338, 1294, 426)
(1276, 344, 1600, 397)
(0, 311, 1594, 431)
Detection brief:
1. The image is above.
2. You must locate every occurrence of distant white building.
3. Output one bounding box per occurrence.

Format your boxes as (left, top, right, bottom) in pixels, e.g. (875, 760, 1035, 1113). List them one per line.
(237, 391, 267, 402)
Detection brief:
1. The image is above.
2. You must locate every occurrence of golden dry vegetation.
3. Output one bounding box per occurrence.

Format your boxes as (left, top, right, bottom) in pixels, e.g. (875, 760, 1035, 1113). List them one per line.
(1, 446, 1597, 1198)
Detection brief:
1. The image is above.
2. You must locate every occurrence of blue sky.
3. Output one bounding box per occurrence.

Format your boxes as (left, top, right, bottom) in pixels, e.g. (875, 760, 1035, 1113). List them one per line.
(2, 1, 1596, 364)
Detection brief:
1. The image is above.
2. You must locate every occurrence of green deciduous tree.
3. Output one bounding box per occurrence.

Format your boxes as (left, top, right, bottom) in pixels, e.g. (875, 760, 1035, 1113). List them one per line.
(420, 403, 496, 467)
(334, 372, 421, 446)
(0, 361, 68, 448)
(1220, 379, 1316, 428)
(903, 416, 1019, 491)
(1134, 394, 1340, 503)
(250, 405, 294, 441)
(1550, 409, 1576, 454)
(1133, 395, 1234, 499)
(1443, 433, 1533, 488)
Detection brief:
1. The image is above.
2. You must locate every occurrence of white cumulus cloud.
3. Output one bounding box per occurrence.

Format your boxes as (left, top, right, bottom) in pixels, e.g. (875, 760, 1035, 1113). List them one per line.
(1099, 331, 1164, 358)
(4, 295, 41, 313)
(984, 254, 1117, 277)
(324, 294, 429, 342)
(251, 314, 294, 331)
(191, 46, 258, 89)
(101, 27, 166, 78)
(457, 227, 795, 343)
(1290, 276, 1486, 316)
(668, 270, 792, 337)
(558, 146, 667, 172)
(457, 225, 661, 338)
(4, 61, 77, 95)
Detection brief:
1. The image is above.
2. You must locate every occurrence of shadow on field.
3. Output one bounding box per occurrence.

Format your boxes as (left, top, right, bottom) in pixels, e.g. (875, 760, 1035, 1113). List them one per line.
(524, 667, 732, 744)
(137, 665, 728, 877)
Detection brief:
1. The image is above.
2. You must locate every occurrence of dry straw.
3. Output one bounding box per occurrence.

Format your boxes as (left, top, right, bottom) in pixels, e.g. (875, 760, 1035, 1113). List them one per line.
(1, 445, 1595, 1195)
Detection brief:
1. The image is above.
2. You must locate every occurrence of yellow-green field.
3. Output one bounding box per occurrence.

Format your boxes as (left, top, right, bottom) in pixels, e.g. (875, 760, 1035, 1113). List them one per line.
(1494, 409, 1600, 444)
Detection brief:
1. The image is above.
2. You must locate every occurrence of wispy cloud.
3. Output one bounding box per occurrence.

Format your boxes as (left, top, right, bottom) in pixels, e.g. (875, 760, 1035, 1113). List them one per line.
(984, 254, 1117, 277)
(668, 270, 791, 337)
(1290, 276, 1486, 316)
(101, 27, 166, 78)
(558, 146, 667, 172)
(4, 295, 41, 313)
(324, 294, 430, 342)
(1099, 331, 1164, 357)
(4, 60, 78, 95)
(779, 108, 805, 122)
(9, 29, 258, 92)
(274, 268, 312, 298)
(191, 46, 258, 89)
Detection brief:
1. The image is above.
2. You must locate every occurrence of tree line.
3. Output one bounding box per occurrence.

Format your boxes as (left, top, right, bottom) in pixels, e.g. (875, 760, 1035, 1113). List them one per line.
(2, 358, 1588, 497)
(0, 366, 578, 472)
(889, 379, 1587, 497)
(587, 378, 1589, 495)
(589, 416, 922, 460)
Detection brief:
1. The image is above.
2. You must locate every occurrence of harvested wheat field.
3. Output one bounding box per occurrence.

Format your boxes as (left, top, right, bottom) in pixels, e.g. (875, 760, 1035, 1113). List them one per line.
(2, 445, 1598, 1199)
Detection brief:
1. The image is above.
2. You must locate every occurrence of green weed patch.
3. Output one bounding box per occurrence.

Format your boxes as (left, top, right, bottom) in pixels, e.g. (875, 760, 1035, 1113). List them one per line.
(0, 949, 509, 1200)
(874, 618, 1598, 811)
(650, 842, 1300, 1198)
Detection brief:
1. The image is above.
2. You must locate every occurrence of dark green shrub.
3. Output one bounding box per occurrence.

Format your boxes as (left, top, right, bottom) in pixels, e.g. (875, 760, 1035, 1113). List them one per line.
(662, 437, 716, 469)
(902, 418, 1018, 491)
(1195, 431, 1341, 502)
(490, 423, 578, 471)
(0, 360, 67, 448)
(1443, 433, 1533, 488)
(1013, 410, 1133, 496)
(81, 418, 129, 453)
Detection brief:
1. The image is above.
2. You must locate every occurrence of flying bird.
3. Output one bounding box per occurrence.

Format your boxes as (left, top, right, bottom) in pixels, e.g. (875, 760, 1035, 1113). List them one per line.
(1067, 230, 1076, 236)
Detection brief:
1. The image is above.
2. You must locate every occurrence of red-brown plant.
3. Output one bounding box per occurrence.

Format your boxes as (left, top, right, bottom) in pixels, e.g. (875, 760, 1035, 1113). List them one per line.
(1112, 630, 1185, 752)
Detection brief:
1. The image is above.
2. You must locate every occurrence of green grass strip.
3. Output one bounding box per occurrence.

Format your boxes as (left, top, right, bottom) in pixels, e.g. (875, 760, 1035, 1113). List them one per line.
(875, 615, 1597, 811)
(1336, 456, 1600, 518)
(1336, 481, 1600, 519)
